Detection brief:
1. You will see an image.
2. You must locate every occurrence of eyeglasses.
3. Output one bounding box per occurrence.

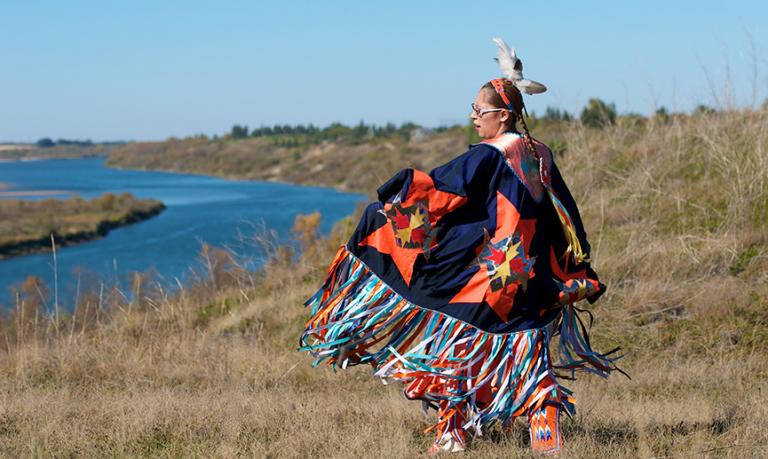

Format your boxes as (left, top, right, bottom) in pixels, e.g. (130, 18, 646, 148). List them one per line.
(471, 103, 507, 118)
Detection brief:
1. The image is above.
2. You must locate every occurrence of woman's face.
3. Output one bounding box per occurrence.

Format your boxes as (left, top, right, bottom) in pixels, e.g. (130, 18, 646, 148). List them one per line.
(470, 89, 511, 139)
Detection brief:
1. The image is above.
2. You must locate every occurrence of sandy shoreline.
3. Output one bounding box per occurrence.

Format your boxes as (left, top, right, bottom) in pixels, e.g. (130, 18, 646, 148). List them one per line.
(0, 179, 73, 197)
(0, 144, 34, 152)
(0, 190, 73, 198)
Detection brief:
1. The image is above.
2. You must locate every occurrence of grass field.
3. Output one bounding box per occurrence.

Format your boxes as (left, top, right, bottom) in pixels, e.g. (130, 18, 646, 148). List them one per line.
(1, 108, 766, 457)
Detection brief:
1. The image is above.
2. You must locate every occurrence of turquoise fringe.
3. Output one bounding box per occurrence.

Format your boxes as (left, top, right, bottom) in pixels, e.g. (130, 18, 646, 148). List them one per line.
(299, 247, 622, 433)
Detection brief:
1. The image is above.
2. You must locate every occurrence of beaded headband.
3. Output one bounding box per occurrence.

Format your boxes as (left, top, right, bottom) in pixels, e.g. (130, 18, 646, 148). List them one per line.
(490, 78, 516, 112)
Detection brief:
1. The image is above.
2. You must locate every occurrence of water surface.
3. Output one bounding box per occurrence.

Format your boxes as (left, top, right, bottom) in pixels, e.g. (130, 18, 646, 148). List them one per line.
(0, 157, 365, 308)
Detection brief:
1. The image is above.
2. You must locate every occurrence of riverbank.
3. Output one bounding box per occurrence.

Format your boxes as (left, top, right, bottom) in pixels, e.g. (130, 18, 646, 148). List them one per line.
(105, 130, 471, 195)
(0, 143, 119, 161)
(0, 193, 166, 259)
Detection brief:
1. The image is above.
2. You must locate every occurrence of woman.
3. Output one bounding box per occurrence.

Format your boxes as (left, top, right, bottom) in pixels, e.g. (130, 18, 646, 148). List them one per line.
(300, 38, 620, 454)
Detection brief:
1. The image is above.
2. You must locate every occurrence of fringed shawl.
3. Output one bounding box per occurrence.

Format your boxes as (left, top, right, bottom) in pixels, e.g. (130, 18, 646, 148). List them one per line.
(300, 133, 620, 433)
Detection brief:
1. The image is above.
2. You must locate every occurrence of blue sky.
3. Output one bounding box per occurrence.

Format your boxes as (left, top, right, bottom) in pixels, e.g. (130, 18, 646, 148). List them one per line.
(1, 0, 766, 142)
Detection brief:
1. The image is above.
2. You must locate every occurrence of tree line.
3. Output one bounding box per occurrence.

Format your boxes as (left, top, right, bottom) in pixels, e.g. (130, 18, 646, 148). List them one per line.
(225, 121, 439, 147)
(35, 138, 94, 148)
(38, 97, 736, 149)
(221, 98, 728, 146)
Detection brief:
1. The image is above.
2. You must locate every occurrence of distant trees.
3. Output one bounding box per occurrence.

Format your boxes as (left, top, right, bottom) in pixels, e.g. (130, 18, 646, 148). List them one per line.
(56, 138, 93, 146)
(542, 106, 573, 122)
(653, 107, 670, 124)
(35, 138, 93, 148)
(465, 121, 481, 145)
(580, 98, 617, 128)
(229, 125, 249, 139)
(224, 121, 424, 147)
(217, 97, 744, 144)
(693, 105, 716, 116)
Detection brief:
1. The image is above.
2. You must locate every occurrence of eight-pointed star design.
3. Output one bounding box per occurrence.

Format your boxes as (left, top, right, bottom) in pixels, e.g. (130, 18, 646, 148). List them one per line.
(358, 170, 467, 286)
(449, 191, 537, 322)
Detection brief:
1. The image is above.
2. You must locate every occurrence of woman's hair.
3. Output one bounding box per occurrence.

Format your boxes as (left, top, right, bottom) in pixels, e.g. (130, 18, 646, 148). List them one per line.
(481, 80, 539, 160)
(481, 80, 524, 131)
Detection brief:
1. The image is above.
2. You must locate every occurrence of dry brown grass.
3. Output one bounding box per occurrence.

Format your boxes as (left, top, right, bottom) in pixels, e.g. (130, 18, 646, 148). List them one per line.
(1, 109, 767, 457)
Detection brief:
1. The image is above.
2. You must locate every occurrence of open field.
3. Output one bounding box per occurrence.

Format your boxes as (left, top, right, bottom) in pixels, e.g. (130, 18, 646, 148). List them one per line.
(1, 109, 767, 457)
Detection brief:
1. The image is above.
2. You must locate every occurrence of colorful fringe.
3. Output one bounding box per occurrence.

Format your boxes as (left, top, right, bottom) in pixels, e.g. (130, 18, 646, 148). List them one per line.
(547, 188, 590, 264)
(299, 246, 621, 446)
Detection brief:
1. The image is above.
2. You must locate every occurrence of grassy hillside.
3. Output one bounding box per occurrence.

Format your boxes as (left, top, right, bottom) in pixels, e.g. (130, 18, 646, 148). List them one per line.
(106, 130, 469, 194)
(105, 122, 571, 196)
(0, 109, 766, 457)
(0, 193, 165, 259)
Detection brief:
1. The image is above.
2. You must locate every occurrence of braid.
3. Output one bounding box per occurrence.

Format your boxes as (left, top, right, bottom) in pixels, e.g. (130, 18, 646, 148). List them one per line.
(518, 102, 553, 190)
(518, 104, 540, 162)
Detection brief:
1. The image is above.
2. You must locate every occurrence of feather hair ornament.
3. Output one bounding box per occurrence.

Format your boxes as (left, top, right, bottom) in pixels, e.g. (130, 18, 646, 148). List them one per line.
(492, 37, 547, 95)
(492, 38, 588, 263)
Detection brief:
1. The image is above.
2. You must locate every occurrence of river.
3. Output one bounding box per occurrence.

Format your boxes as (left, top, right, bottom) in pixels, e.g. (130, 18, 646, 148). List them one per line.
(0, 157, 365, 309)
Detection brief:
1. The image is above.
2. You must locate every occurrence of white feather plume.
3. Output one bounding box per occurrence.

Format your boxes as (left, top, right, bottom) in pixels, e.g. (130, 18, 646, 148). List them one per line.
(492, 37, 547, 95)
(492, 37, 522, 81)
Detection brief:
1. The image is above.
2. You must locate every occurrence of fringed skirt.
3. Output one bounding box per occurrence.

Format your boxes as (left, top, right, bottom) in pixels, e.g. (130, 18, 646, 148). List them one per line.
(299, 246, 619, 442)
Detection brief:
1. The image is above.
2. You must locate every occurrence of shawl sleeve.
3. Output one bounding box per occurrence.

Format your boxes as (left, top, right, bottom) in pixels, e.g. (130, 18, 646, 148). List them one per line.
(549, 159, 592, 258)
(546, 154, 604, 304)
(376, 145, 499, 205)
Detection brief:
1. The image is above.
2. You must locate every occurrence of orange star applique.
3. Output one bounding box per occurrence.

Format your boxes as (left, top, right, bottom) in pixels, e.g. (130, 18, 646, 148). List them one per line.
(449, 191, 536, 322)
(358, 170, 467, 286)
